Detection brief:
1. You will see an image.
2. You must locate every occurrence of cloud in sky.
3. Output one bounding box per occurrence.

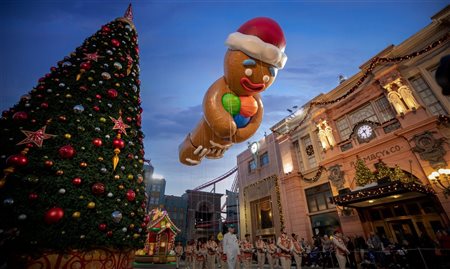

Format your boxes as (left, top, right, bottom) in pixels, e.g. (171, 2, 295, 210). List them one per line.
(1, 1, 447, 196)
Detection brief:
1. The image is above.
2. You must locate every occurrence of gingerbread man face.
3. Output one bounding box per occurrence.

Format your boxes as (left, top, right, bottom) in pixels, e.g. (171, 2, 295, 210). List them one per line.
(224, 50, 278, 97)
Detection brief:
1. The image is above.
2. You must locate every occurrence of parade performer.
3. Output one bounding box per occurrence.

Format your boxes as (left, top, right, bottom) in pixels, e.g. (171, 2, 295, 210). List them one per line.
(206, 235, 218, 269)
(292, 234, 303, 269)
(266, 238, 278, 269)
(223, 225, 240, 269)
(277, 229, 293, 269)
(332, 230, 350, 269)
(240, 234, 254, 269)
(175, 242, 184, 269)
(255, 236, 267, 269)
(185, 240, 195, 269)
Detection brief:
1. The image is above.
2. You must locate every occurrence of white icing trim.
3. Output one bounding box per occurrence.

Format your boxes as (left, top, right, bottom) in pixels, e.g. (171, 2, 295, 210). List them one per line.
(225, 32, 287, 69)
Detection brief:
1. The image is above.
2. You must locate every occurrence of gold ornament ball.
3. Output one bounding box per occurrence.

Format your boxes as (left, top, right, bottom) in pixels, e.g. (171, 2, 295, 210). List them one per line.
(129, 224, 135, 229)
(79, 195, 84, 199)
(114, 175, 120, 180)
(98, 157, 104, 161)
(115, 83, 120, 87)
(65, 94, 72, 98)
(0, 179, 6, 188)
(80, 162, 88, 168)
(99, 117, 106, 123)
(88, 77, 94, 81)
(56, 170, 64, 176)
(127, 174, 134, 180)
(72, 211, 81, 219)
(87, 202, 96, 209)
(64, 133, 71, 139)
(130, 212, 135, 217)
(133, 233, 140, 239)
(118, 184, 124, 190)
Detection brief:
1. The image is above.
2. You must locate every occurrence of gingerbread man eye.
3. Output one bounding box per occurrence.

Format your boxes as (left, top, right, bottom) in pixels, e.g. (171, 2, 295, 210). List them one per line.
(245, 68, 253, 77)
(263, 75, 270, 83)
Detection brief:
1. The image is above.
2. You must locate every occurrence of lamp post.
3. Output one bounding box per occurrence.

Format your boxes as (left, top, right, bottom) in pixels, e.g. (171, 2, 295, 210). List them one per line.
(428, 168, 450, 198)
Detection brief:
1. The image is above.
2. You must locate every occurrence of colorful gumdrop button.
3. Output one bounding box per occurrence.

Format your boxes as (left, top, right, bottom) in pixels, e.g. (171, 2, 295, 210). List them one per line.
(222, 93, 241, 116)
(234, 114, 251, 128)
(239, 96, 258, 117)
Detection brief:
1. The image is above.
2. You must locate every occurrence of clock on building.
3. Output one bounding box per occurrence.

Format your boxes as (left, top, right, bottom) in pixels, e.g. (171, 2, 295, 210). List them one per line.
(250, 142, 259, 154)
(356, 123, 375, 143)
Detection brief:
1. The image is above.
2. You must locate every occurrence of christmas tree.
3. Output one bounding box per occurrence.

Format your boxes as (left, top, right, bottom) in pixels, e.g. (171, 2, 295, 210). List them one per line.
(354, 157, 375, 186)
(0, 5, 147, 258)
(375, 159, 391, 181)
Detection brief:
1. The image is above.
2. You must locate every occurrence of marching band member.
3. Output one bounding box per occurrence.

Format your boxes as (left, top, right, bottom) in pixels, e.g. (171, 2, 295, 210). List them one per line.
(255, 236, 266, 269)
(185, 240, 195, 269)
(292, 233, 303, 269)
(206, 235, 218, 269)
(218, 240, 228, 269)
(266, 238, 278, 269)
(277, 229, 293, 269)
(195, 240, 207, 269)
(175, 241, 184, 269)
(240, 234, 254, 269)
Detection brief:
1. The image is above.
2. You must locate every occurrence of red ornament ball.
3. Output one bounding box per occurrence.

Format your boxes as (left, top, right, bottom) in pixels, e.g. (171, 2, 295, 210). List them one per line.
(79, 86, 88, 92)
(72, 177, 82, 186)
(102, 26, 111, 33)
(92, 182, 106, 195)
(126, 189, 136, 202)
(92, 138, 103, 147)
(95, 94, 102, 99)
(93, 106, 100, 112)
(40, 102, 49, 109)
(44, 160, 54, 168)
(45, 207, 64, 224)
(111, 39, 120, 47)
(6, 154, 28, 167)
(12, 111, 28, 121)
(106, 231, 113, 237)
(80, 62, 92, 70)
(112, 138, 125, 149)
(28, 193, 38, 201)
(99, 223, 107, 231)
(58, 145, 76, 159)
(107, 89, 118, 99)
(58, 115, 67, 122)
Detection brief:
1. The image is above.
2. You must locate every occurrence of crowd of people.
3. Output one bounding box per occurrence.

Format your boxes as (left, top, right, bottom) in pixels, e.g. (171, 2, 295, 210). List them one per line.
(173, 225, 450, 269)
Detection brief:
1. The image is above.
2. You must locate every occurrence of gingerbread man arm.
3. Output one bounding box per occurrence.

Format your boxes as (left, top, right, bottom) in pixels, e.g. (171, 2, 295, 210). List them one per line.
(203, 77, 238, 138)
(232, 94, 263, 143)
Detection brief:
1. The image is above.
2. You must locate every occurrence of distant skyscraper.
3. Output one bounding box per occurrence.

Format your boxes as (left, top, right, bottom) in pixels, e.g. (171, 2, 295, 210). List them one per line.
(225, 190, 239, 233)
(144, 163, 166, 211)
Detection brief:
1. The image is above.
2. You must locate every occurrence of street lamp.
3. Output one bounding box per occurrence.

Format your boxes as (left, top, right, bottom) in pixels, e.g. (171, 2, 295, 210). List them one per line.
(428, 168, 450, 198)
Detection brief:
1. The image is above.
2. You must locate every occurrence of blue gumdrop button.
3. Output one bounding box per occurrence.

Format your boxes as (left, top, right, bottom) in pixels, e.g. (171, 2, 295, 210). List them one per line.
(234, 114, 251, 128)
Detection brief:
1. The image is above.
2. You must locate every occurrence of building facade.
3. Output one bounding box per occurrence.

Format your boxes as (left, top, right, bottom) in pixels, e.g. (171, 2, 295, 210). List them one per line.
(164, 195, 188, 244)
(183, 190, 223, 241)
(237, 6, 450, 244)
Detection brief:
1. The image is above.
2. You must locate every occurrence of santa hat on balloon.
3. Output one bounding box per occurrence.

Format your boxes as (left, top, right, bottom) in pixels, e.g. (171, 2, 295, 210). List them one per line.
(226, 17, 287, 69)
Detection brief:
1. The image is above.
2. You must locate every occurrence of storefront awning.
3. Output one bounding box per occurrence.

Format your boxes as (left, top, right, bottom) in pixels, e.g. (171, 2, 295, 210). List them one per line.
(331, 181, 435, 208)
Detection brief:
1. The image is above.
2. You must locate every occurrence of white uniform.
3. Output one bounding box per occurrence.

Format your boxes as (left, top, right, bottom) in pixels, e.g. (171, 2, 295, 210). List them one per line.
(223, 232, 240, 269)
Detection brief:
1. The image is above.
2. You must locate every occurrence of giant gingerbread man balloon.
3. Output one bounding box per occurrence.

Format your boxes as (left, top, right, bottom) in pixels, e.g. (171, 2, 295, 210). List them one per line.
(179, 17, 287, 165)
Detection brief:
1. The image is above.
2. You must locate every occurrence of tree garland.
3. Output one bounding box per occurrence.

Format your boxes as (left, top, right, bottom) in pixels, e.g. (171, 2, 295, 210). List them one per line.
(274, 33, 450, 136)
(299, 166, 325, 183)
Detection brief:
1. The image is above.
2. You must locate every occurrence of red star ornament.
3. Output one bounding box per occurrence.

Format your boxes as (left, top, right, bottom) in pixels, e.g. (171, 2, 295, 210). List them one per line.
(110, 116, 130, 135)
(83, 52, 102, 62)
(17, 126, 56, 147)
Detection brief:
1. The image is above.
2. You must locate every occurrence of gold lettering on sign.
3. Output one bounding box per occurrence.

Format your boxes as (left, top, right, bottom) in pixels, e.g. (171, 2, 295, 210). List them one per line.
(350, 145, 402, 167)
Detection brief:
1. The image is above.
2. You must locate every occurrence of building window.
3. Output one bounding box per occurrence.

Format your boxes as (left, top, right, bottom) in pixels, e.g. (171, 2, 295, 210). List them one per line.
(348, 103, 378, 125)
(336, 117, 351, 140)
(409, 75, 447, 115)
(302, 135, 316, 168)
(248, 159, 257, 173)
(305, 183, 335, 213)
(251, 197, 273, 230)
(260, 152, 269, 166)
(374, 96, 396, 123)
(293, 140, 305, 173)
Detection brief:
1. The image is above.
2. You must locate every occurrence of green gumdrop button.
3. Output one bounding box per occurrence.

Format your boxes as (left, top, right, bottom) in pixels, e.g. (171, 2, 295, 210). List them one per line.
(222, 93, 241, 116)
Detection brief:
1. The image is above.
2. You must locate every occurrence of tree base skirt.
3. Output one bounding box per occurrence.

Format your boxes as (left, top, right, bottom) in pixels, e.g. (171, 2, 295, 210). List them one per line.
(11, 248, 135, 269)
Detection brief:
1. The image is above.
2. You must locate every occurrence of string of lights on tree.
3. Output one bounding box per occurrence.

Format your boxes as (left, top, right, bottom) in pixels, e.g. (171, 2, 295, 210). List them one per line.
(332, 181, 434, 205)
(243, 175, 284, 231)
(274, 33, 450, 136)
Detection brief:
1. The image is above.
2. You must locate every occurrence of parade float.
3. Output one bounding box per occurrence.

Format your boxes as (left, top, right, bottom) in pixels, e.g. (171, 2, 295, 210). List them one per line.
(135, 208, 181, 264)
